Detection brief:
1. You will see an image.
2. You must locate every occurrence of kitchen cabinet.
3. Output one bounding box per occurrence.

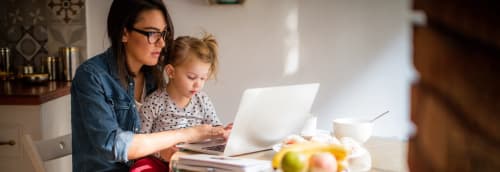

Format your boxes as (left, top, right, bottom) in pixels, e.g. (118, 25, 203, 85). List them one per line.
(0, 81, 71, 172)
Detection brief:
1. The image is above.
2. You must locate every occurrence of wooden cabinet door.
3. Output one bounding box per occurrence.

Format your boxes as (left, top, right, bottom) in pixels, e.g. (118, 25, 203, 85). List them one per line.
(409, 0, 500, 171)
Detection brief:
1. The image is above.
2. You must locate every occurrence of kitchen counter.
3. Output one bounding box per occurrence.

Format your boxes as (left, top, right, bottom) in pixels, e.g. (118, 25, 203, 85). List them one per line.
(0, 81, 71, 105)
(0, 80, 72, 171)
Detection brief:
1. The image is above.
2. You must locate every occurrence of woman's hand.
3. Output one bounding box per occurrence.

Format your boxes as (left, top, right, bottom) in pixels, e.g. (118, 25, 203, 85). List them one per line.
(185, 124, 225, 143)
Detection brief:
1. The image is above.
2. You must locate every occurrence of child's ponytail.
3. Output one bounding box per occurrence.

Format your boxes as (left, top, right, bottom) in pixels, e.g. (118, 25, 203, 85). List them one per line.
(202, 33, 219, 80)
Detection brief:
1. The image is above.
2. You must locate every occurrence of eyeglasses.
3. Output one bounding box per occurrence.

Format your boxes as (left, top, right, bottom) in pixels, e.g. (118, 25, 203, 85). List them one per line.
(130, 27, 168, 44)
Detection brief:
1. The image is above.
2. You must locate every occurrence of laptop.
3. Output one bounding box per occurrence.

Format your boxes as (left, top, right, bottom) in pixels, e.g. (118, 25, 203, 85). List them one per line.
(177, 83, 320, 156)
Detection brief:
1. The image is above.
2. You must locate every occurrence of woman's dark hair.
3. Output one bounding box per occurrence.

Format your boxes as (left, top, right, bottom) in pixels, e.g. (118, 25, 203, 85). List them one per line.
(107, 0, 174, 88)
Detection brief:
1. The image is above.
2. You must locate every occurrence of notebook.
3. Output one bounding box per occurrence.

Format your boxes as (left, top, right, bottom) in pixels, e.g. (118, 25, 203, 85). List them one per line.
(176, 154, 272, 172)
(177, 83, 320, 156)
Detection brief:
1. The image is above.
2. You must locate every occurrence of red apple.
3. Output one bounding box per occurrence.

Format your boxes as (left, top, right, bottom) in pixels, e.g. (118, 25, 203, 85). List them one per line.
(308, 152, 337, 172)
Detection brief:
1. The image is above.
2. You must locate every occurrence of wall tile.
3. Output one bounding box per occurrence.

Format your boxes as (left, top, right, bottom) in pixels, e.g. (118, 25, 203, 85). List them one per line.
(0, 0, 86, 74)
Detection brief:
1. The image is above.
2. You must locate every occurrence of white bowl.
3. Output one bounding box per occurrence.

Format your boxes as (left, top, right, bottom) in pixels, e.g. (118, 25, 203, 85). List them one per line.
(332, 118, 373, 143)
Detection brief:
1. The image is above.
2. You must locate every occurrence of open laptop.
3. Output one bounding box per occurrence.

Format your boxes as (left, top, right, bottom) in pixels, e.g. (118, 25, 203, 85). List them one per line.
(177, 83, 320, 156)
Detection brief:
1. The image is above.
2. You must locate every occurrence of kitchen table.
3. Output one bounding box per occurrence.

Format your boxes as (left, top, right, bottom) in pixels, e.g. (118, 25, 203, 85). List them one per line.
(171, 136, 408, 172)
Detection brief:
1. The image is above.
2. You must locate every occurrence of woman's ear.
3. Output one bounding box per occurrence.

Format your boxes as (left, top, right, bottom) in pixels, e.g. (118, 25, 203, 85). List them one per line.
(122, 28, 129, 42)
(165, 64, 175, 78)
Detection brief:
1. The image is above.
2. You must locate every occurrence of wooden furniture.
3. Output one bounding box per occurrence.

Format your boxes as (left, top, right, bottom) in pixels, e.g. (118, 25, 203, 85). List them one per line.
(23, 134, 72, 172)
(0, 81, 71, 172)
(410, 0, 500, 171)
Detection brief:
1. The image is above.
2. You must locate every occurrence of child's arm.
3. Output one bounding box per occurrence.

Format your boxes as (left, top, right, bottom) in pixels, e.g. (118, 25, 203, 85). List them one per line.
(139, 110, 154, 134)
(200, 93, 223, 126)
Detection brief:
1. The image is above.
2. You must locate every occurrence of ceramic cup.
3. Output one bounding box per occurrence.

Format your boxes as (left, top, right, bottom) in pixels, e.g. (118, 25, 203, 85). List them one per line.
(332, 118, 373, 143)
(300, 116, 317, 139)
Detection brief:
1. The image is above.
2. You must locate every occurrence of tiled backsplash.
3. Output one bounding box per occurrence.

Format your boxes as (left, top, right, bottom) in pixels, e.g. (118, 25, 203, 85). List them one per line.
(0, 0, 86, 74)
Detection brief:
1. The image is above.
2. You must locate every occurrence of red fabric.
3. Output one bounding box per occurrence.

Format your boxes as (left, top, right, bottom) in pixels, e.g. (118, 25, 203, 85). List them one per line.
(130, 156, 169, 172)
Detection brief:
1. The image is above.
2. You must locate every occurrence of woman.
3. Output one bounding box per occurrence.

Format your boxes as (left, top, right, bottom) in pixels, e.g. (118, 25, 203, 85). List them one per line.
(71, 0, 225, 171)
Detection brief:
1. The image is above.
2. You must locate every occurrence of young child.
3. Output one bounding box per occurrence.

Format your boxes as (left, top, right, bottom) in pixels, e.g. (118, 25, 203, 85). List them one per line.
(135, 33, 230, 167)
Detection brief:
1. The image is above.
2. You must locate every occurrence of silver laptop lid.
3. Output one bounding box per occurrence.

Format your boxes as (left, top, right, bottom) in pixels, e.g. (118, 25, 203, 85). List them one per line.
(223, 83, 320, 156)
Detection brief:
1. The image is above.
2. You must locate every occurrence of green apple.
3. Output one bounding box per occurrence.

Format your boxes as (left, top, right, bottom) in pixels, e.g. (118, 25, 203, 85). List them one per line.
(281, 151, 307, 172)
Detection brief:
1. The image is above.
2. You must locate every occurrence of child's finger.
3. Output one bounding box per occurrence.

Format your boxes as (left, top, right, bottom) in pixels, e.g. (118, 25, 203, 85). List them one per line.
(224, 123, 234, 130)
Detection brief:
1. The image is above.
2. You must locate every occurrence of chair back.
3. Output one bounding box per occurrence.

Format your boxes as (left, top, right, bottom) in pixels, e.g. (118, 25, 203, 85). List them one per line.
(23, 134, 72, 172)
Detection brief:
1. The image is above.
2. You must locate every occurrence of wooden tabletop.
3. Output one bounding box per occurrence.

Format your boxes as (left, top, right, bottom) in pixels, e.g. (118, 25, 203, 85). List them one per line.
(364, 137, 408, 172)
(0, 81, 71, 105)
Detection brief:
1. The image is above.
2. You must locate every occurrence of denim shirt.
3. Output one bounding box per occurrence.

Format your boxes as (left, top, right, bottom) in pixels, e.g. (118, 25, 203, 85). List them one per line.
(71, 48, 157, 172)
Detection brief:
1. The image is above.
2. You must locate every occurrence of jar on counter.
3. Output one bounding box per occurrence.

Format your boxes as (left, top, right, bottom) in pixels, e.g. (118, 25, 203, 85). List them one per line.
(59, 46, 79, 81)
(47, 56, 57, 80)
(0, 47, 11, 73)
(23, 65, 34, 74)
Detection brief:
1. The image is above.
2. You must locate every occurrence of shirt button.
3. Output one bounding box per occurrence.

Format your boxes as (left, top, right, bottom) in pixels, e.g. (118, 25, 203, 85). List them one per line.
(132, 105, 136, 108)
(134, 128, 139, 132)
(129, 82, 133, 86)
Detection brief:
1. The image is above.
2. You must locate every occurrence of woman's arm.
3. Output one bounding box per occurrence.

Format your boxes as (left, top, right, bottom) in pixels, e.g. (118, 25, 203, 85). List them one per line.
(127, 124, 225, 160)
(72, 65, 135, 162)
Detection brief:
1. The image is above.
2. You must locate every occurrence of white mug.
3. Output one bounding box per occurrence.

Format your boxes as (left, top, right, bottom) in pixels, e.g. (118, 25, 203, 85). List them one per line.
(301, 116, 317, 138)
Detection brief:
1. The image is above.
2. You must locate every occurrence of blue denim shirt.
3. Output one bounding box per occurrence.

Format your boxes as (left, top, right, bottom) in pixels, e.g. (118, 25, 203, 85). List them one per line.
(71, 48, 157, 172)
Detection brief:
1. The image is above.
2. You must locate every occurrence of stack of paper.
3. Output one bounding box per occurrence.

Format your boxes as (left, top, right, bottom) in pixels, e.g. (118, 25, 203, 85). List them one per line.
(176, 154, 272, 172)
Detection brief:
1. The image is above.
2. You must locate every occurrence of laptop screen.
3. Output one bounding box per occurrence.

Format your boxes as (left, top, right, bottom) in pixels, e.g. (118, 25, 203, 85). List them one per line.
(223, 83, 320, 156)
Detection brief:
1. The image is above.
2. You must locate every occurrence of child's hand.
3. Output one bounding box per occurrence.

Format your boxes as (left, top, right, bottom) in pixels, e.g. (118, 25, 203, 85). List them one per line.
(159, 146, 179, 162)
(223, 123, 233, 140)
(188, 124, 225, 142)
(224, 123, 233, 130)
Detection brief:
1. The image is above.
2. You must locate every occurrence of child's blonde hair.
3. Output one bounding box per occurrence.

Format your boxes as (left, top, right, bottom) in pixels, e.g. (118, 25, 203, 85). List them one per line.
(166, 33, 218, 79)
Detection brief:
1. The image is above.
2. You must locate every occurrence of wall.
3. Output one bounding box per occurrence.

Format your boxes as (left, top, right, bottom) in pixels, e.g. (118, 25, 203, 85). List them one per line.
(86, 0, 414, 139)
(0, 0, 86, 75)
(86, 0, 112, 58)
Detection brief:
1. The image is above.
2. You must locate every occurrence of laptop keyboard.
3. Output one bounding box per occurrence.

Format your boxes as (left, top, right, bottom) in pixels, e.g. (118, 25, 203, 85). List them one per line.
(202, 144, 226, 152)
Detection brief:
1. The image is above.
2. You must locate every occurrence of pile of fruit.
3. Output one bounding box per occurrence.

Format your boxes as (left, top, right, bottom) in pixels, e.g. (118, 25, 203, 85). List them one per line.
(272, 142, 349, 172)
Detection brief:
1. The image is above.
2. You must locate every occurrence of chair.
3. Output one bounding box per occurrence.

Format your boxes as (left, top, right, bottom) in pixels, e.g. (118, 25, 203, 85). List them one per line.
(23, 134, 72, 172)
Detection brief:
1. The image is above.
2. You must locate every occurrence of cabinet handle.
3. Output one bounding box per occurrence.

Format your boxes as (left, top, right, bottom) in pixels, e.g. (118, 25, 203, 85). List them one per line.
(0, 140, 16, 146)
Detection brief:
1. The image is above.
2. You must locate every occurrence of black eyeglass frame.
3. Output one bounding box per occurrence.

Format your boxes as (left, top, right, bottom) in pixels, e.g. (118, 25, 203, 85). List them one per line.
(130, 27, 168, 44)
